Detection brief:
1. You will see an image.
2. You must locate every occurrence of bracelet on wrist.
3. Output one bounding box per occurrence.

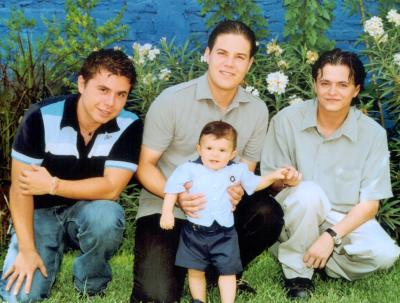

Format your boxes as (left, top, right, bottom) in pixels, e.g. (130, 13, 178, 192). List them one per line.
(49, 177, 59, 195)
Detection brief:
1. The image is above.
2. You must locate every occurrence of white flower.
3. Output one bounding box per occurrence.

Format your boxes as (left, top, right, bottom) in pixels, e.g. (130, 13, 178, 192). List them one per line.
(245, 86, 254, 93)
(142, 43, 153, 51)
(132, 42, 140, 50)
(251, 88, 260, 97)
(394, 53, 400, 66)
(387, 9, 400, 27)
(158, 68, 172, 81)
(148, 48, 160, 61)
(266, 41, 283, 56)
(143, 73, 156, 85)
(256, 41, 260, 47)
(266, 71, 289, 95)
(288, 95, 304, 105)
(113, 45, 121, 51)
(364, 16, 385, 38)
(160, 37, 167, 43)
(245, 86, 260, 97)
(200, 55, 207, 63)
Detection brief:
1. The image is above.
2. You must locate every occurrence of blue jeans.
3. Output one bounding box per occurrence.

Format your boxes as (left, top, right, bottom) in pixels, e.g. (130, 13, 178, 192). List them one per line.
(0, 200, 125, 302)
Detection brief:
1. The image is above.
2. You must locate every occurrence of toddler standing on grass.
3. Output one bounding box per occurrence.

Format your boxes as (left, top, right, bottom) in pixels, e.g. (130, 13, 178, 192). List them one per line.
(160, 121, 289, 303)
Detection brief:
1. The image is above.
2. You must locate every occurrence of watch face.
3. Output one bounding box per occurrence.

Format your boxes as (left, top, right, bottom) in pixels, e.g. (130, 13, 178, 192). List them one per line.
(333, 236, 342, 246)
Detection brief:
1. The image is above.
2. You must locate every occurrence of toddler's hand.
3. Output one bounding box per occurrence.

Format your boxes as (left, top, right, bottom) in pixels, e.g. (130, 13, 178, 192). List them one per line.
(160, 213, 175, 230)
(274, 167, 289, 180)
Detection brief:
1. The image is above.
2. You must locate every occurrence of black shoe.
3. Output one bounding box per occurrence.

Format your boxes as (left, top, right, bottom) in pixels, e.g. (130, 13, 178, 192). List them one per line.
(315, 268, 330, 281)
(236, 278, 257, 295)
(284, 277, 314, 299)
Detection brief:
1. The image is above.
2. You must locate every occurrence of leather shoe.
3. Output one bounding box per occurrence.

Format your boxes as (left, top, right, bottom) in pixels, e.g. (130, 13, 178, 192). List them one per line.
(284, 277, 314, 299)
(236, 278, 257, 295)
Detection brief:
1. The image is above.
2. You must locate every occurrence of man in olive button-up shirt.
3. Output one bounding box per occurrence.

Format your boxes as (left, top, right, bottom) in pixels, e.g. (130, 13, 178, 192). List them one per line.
(261, 48, 400, 299)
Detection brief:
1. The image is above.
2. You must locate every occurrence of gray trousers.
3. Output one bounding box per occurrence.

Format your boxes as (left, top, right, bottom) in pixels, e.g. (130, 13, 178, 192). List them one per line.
(271, 181, 400, 281)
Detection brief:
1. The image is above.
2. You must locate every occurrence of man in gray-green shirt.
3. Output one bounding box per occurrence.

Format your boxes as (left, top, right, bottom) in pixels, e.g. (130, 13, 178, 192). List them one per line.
(131, 20, 285, 303)
(261, 48, 400, 299)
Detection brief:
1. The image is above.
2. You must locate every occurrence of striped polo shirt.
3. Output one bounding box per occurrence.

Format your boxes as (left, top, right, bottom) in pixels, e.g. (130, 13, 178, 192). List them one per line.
(12, 94, 143, 208)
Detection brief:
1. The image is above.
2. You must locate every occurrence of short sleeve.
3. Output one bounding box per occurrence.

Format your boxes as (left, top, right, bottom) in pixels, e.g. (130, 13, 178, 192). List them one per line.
(261, 114, 294, 174)
(238, 163, 261, 195)
(164, 163, 192, 194)
(142, 91, 175, 152)
(105, 118, 143, 173)
(12, 104, 45, 165)
(359, 129, 393, 202)
(241, 105, 269, 163)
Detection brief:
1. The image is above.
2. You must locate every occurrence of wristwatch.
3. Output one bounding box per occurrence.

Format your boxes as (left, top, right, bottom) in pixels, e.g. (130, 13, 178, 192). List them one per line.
(325, 228, 342, 246)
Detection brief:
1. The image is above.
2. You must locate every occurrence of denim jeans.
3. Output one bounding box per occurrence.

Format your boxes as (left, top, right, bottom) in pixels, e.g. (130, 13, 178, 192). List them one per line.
(0, 200, 125, 303)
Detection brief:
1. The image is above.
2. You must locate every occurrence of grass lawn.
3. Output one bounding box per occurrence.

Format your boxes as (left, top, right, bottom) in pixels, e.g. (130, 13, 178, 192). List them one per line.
(37, 250, 400, 303)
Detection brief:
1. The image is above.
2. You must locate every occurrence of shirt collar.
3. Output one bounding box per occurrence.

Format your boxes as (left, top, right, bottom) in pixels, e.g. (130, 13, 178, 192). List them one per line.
(301, 99, 359, 142)
(192, 156, 235, 166)
(60, 94, 119, 134)
(195, 72, 250, 108)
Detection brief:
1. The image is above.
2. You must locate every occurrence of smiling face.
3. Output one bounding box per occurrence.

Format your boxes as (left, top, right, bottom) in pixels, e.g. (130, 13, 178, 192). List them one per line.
(314, 64, 361, 116)
(77, 69, 131, 129)
(205, 33, 253, 96)
(196, 134, 237, 171)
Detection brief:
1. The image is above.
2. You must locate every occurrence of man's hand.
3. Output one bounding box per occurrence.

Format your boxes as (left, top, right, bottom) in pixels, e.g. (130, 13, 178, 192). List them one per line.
(177, 182, 206, 218)
(3, 251, 48, 295)
(303, 232, 334, 269)
(18, 165, 53, 195)
(227, 182, 244, 211)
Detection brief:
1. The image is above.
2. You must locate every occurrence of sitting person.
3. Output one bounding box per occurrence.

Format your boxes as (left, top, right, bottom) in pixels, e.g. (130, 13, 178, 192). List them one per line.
(0, 49, 143, 302)
(160, 121, 291, 303)
(261, 48, 400, 299)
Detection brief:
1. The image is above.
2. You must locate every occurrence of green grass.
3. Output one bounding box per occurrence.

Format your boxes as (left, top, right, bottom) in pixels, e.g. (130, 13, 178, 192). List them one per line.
(37, 250, 400, 303)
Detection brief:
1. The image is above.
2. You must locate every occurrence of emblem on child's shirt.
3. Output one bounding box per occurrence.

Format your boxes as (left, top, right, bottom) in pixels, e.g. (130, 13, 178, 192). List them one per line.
(230, 176, 236, 182)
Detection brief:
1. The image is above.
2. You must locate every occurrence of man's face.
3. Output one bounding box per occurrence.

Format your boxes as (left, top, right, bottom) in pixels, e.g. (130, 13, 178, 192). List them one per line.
(314, 64, 360, 115)
(77, 70, 131, 128)
(196, 134, 237, 171)
(205, 33, 253, 94)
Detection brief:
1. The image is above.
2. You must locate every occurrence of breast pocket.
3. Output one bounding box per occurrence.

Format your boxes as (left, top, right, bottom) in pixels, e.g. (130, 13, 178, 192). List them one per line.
(333, 167, 361, 205)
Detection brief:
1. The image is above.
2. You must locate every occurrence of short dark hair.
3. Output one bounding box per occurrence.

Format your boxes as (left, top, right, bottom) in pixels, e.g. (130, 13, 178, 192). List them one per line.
(208, 20, 257, 58)
(79, 48, 136, 91)
(199, 121, 238, 149)
(312, 48, 366, 92)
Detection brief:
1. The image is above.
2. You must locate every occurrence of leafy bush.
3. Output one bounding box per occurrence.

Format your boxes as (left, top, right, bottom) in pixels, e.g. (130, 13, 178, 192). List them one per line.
(361, 9, 400, 238)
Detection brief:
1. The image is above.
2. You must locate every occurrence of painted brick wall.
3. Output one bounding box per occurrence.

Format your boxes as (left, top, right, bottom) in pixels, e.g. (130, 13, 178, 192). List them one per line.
(0, 0, 387, 52)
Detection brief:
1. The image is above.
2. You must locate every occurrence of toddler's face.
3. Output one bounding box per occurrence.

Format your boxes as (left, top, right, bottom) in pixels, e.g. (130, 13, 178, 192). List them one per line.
(196, 134, 236, 171)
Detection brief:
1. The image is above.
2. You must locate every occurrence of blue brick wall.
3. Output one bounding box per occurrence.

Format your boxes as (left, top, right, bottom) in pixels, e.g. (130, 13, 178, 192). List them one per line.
(0, 0, 395, 52)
